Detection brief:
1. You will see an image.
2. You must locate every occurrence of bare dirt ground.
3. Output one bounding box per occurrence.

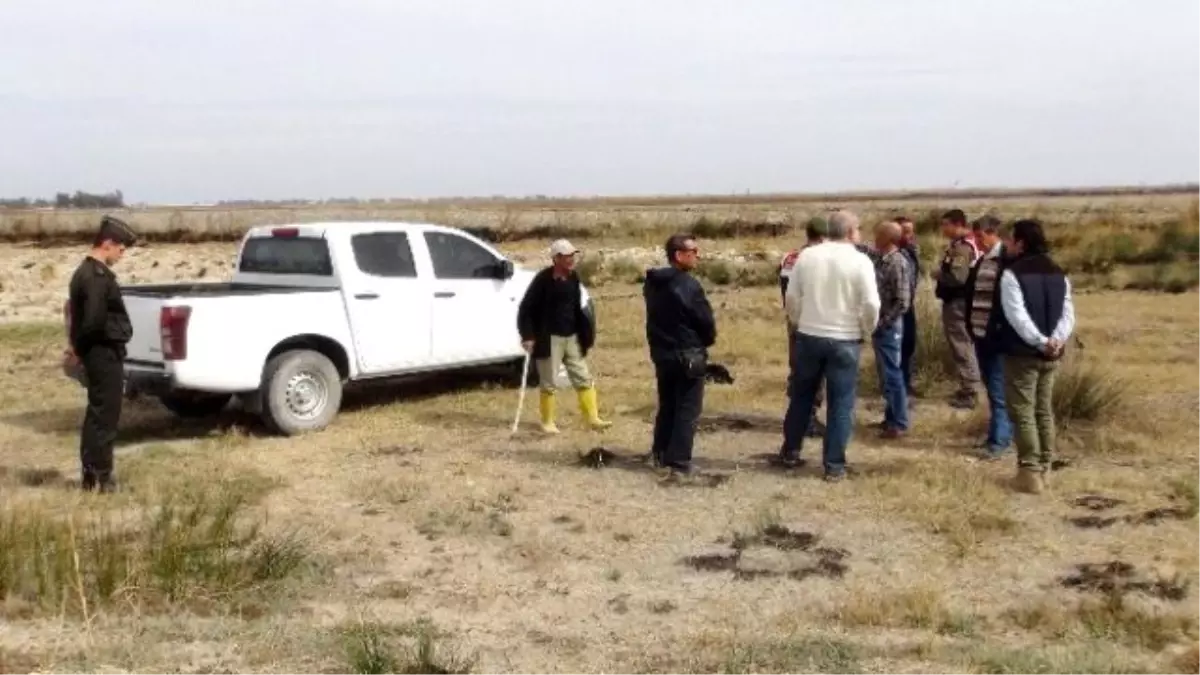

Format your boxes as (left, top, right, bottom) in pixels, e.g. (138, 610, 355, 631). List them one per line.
(0, 238, 1196, 673)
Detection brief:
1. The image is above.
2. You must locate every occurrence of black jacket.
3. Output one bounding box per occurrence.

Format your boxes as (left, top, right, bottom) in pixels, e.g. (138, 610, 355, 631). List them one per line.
(643, 266, 716, 361)
(516, 267, 595, 359)
(68, 256, 131, 356)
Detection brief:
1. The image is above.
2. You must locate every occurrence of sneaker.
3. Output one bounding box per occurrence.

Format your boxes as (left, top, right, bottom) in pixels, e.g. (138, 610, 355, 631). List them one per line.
(980, 445, 1010, 461)
(768, 454, 807, 470)
(823, 472, 846, 483)
(664, 462, 692, 476)
(880, 427, 906, 440)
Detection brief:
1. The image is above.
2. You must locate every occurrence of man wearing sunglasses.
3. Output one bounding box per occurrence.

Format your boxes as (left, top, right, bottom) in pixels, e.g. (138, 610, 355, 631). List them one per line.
(643, 233, 716, 475)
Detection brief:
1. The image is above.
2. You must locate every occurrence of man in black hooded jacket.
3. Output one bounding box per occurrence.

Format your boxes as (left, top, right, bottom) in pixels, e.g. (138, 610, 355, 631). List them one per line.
(643, 233, 716, 474)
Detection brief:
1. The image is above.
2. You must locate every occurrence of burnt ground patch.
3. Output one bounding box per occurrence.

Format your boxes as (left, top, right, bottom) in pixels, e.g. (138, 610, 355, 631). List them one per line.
(682, 525, 849, 582)
(732, 524, 818, 551)
(1074, 494, 1126, 511)
(696, 413, 781, 434)
(1059, 561, 1191, 602)
(1066, 493, 1194, 529)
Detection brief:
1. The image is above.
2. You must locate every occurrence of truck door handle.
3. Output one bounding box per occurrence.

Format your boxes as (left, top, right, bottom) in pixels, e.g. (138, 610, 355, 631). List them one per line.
(434, 291, 456, 299)
(355, 292, 379, 300)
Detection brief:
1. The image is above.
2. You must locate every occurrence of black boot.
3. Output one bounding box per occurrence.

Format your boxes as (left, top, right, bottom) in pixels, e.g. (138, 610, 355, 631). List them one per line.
(96, 474, 118, 494)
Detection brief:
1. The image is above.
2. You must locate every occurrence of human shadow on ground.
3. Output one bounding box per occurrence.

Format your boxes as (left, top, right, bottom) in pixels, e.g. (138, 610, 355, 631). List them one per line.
(0, 465, 68, 489)
(500, 444, 913, 484)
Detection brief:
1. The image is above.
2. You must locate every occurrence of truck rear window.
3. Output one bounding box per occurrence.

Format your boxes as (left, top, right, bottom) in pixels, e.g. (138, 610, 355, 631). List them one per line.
(239, 237, 333, 276)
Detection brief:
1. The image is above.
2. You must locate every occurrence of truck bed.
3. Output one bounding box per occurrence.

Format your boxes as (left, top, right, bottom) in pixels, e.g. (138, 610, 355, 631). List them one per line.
(123, 282, 336, 298)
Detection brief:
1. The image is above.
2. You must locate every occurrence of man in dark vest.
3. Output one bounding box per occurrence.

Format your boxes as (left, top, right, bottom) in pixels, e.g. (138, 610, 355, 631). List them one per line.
(963, 215, 1012, 460)
(934, 208, 982, 409)
(66, 216, 137, 492)
(990, 219, 1075, 494)
(517, 239, 610, 434)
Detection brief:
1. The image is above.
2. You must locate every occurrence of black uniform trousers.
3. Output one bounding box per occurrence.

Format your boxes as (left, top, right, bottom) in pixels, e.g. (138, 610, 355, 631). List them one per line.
(80, 344, 123, 488)
(651, 352, 706, 470)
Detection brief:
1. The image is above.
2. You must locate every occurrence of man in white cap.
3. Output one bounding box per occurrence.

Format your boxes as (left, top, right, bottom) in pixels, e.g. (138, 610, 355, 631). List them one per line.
(516, 239, 612, 433)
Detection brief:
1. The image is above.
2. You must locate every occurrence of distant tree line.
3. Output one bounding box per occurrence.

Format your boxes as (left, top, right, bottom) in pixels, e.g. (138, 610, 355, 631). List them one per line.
(0, 189, 125, 209)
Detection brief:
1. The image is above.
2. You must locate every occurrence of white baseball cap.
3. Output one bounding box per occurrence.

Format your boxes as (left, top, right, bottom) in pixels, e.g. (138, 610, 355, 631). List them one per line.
(549, 239, 578, 257)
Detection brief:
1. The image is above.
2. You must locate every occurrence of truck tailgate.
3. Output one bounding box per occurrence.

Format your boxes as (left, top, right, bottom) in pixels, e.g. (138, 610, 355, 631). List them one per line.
(123, 294, 166, 365)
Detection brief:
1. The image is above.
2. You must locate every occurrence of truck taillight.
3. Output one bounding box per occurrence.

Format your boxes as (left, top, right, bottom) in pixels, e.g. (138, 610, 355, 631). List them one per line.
(160, 306, 192, 361)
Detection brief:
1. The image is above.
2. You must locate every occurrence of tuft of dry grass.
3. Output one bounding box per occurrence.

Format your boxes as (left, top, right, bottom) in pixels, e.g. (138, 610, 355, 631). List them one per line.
(1008, 595, 1199, 651)
(340, 619, 475, 675)
(833, 585, 977, 636)
(1052, 357, 1131, 431)
(0, 479, 310, 618)
(859, 460, 1017, 556)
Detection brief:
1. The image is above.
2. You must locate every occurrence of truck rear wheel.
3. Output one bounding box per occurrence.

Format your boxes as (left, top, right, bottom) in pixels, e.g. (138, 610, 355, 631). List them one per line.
(260, 349, 343, 436)
(159, 391, 233, 418)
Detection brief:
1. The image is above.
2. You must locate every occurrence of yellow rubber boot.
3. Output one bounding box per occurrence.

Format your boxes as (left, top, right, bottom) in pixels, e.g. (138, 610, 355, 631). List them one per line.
(539, 391, 560, 434)
(577, 386, 612, 430)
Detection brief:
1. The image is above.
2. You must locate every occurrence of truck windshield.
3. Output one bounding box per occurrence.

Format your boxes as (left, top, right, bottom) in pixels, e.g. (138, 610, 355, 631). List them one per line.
(239, 237, 333, 275)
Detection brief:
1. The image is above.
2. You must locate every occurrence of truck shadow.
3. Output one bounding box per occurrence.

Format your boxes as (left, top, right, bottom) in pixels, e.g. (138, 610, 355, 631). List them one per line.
(341, 366, 520, 415)
(0, 366, 523, 444)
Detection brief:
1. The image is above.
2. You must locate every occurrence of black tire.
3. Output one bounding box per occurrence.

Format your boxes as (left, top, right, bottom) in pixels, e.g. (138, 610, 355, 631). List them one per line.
(158, 392, 233, 418)
(260, 349, 343, 436)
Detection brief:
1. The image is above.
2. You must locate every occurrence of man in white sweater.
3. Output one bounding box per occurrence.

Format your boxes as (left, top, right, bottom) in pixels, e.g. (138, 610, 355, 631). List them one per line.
(777, 210, 880, 481)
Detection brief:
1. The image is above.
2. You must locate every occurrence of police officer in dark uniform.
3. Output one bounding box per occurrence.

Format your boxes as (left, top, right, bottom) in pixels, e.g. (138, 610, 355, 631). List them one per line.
(67, 216, 137, 492)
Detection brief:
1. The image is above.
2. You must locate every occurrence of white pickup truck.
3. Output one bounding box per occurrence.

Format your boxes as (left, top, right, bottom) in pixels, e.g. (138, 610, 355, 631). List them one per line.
(65, 222, 593, 435)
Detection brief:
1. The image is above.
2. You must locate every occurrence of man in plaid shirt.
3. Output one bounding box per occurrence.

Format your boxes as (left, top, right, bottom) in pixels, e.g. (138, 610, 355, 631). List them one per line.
(871, 220, 913, 438)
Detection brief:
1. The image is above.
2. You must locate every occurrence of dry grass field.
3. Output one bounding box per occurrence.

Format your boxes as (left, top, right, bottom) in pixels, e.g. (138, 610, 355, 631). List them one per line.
(0, 191, 1198, 673)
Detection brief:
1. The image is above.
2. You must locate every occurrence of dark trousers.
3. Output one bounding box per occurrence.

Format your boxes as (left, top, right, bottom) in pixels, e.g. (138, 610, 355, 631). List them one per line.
(80, 345, 124, 488)
(787, 323, 824, 417)
(651, 354, 706, 470)
(900, 307, 916, 394)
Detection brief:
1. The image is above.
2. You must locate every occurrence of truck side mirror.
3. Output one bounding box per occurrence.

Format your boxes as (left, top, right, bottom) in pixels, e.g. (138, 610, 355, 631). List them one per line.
(495, 260, 514, 279)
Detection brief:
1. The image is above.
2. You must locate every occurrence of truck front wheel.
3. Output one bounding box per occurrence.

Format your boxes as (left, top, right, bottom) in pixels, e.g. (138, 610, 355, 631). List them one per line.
(159, 391, 232, 418)
(260, 349, 343, 436)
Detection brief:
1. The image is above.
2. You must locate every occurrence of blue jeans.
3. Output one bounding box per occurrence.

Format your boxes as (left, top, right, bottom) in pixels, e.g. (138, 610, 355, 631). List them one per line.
(975, 342, 1012, 454)
(872, 319, 910, 431)
(781, 332, 862, 475)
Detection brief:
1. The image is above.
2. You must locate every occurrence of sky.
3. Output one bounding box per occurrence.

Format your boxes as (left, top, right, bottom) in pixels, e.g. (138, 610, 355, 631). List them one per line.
(1, 0, 1197, 203)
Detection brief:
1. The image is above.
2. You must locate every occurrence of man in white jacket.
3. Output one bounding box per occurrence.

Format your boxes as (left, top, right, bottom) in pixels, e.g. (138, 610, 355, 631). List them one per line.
(777, 210, 880, 481)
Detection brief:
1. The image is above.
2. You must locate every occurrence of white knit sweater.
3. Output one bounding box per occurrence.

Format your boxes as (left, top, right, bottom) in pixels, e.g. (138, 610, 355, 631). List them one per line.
(784, 241, 881, 340)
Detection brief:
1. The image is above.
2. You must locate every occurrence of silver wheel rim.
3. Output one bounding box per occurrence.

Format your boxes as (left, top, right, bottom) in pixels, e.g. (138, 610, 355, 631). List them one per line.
(285, 370, 328, 420)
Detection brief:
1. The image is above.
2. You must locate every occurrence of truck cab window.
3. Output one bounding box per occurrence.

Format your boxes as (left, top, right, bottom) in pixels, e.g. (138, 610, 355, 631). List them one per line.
(424, 232, 499, 279)
(239, 238, 333, 275)
(352, 233, 417, 278)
